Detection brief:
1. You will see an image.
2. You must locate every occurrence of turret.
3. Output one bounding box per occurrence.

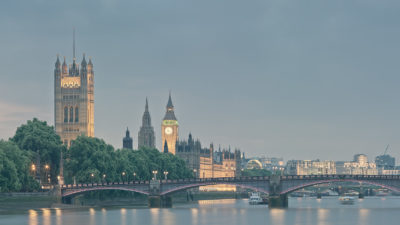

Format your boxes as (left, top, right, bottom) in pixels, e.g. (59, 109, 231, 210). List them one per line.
(88, 57, 93, 72)
(55, 55, 61, 72)
(80, 53, 87, 73)
(54, 55, 61, 82)
(62, 56, 68, 75)
(69, 57, 79, 76)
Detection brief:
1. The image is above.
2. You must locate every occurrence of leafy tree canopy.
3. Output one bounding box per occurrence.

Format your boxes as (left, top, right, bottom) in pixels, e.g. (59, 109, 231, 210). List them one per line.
(65, 136, 193, 184)
(11, 118, 64, 184)
(0, 140, 39, 192)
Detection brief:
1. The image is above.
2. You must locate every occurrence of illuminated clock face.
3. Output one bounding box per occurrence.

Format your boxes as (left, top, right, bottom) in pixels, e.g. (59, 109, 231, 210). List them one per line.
(165, 127, 173, 135)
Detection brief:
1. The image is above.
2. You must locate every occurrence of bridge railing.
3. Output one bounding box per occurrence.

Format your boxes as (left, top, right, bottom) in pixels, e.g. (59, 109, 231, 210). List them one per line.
(61, 175, 399, 189)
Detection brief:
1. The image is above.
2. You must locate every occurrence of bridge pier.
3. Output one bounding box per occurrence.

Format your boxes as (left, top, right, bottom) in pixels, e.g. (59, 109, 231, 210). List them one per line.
(148, 195, 172, 208)
(268, 194, 288, 208)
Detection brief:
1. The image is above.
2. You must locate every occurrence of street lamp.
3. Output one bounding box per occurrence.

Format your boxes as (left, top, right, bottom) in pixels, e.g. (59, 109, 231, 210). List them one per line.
(152, 170, 158, 180)
(45, 164, 50, 184)
(122, 172, 126, 184)
(90, 173, 94, 185)
(31, 164, 36, 176)
(163, 171, 169, 180)
(133, 172, 137, 182)
(103, 174, 106, 183)
(193, 169, 197, 178)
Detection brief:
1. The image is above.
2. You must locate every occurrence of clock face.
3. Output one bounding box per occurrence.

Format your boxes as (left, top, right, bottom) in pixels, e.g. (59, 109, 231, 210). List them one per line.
(165, 127, 173, 135)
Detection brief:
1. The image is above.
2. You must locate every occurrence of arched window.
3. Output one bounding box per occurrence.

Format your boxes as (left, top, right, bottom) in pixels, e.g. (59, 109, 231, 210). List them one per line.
(69, 107, 74, 123)
(64, 107, 68, 123)
(75, 106, 79, 123)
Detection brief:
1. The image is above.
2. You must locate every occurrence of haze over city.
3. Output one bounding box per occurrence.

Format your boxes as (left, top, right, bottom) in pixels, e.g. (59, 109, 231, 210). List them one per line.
(1, 0, 400, 161)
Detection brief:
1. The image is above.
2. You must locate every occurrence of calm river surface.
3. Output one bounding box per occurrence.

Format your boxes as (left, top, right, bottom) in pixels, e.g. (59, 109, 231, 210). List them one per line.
(1, 197, 400, 225)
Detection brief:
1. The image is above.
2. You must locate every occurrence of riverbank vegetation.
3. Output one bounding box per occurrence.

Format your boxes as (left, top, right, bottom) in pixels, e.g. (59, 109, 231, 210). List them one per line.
(0, 118, 193, 192)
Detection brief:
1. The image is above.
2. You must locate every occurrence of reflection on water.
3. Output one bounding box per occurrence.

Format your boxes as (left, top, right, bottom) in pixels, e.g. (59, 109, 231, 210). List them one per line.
(28, 209, 38, 225)
(13, 197, 400, 225)
(42, 208, 51, 225)
(55, 208, 62, 225)
(317, 209, 328, 225)
(150, 208, 160, 225)
(270, 208, 285, 224)
(120, 208, 126, 225)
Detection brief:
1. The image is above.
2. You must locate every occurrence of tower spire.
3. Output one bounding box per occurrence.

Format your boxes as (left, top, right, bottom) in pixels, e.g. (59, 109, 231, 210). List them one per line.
(73, 28, 76, 60)
(145, 97, 149, 112)
(167, 91, 173, 109)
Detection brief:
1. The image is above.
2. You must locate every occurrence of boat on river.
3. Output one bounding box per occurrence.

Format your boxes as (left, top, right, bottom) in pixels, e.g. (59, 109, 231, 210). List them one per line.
(249, 192, 263, 205)
(339, 196, 355, 205)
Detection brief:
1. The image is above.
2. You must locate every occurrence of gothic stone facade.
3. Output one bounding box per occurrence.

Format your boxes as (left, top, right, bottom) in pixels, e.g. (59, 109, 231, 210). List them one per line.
(138, 98, 155, 149)
(176, 133, 242, 179)
(54, 54, 94, 147)
(161, 94, 178, 154)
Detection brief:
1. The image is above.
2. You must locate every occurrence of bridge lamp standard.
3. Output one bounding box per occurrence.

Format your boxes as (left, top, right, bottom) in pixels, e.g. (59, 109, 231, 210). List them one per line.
(279, 167, 284, 175)
(163, 171, 169, 180)
(90, 173, 94, 185)
(102, 174, 106, 184)
(272, 166, 279, 175)
(152, 170, 158, 180)
(193, 169, 197, 178)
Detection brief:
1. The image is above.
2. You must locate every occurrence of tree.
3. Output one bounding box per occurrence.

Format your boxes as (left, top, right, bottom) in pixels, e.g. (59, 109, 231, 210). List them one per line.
(64, 136, 193, 184)
(11, 118, 64, 184)
(0, 141, 39, 192)
(65, 136, 116, 184)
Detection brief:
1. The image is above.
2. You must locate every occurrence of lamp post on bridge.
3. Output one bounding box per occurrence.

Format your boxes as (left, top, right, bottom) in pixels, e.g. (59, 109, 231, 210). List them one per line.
(152, 170, 158, 180)
(279, 167, 284, 175)
(133, 172, 137, 182)
(102, 174, 106, 184)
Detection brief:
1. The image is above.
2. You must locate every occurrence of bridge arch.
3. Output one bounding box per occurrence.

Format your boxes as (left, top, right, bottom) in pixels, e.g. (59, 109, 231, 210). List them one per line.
(281, 179, 400, 195)
(62, 186, 150, 198)
(161, 182, 269, 196)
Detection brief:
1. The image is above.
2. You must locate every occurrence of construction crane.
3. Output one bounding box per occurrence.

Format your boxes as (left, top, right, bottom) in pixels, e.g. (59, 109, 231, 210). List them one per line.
(383, 144, 390, 155)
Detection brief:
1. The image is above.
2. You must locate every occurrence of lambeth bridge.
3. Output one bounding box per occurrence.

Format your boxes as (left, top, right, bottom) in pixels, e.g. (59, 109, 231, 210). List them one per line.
(60, 175, 400, 207)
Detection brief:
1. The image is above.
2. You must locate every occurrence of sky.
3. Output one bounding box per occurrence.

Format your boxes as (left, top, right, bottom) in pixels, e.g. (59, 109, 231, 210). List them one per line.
(1, 0, 400, 163)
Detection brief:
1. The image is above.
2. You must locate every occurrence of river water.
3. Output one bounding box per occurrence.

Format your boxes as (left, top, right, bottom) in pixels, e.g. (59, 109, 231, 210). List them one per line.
(1, 197, 400, 225)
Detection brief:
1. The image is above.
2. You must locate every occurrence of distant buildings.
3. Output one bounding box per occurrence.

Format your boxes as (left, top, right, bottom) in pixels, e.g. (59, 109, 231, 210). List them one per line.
(176, 133, 242, 178)
(336, 154, 378, 175)
(284, 154, 393, 176)
(375, 154, 395, 170)
(285, 160, 336, 175)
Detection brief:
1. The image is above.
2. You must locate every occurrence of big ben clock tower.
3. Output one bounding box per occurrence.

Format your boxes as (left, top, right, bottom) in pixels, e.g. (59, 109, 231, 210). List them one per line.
(161, 93, 178, 154)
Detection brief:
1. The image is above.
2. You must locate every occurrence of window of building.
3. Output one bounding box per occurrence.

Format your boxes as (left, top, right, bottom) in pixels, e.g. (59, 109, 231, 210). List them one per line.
(64, 107, 68, 123)
(75, 106, 79, 122)
(69, 107, 74, 123)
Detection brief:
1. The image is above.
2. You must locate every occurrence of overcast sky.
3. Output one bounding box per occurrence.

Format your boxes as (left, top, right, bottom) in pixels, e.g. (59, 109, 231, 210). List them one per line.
(1, 0, 400, 163)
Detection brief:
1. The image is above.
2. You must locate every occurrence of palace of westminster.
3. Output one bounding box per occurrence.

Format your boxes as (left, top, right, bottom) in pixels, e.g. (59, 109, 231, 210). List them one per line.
(54, 46, 242, 185)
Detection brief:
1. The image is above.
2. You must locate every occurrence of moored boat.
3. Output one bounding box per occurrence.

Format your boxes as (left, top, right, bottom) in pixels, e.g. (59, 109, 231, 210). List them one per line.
(249, 192, 263, 205)
(339, 196, 355, 205)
